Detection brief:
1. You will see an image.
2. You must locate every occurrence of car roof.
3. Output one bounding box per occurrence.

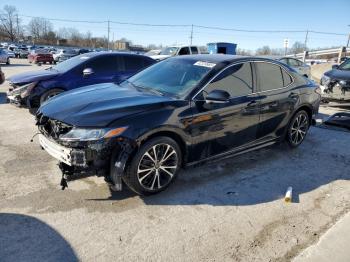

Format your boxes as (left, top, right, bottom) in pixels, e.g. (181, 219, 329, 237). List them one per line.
(170, 54, 285, 64)
(83, 51, 153, 59)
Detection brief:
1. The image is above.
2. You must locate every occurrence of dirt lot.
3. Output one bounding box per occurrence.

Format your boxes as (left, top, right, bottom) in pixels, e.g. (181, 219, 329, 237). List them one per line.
(0, 59, 349, 262)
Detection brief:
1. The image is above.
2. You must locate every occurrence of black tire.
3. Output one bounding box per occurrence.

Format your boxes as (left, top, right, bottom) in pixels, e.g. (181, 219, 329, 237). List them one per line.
(6, 58, 10, 65)
(40, 88, 64, 104)
(122, 136, 182, 195)
(286, 110, 310, 148)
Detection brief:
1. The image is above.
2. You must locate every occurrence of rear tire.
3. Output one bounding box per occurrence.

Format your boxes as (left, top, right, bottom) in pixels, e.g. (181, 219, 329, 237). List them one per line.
(6, 58, 10, 65)
(286, 110, 310, 148)
(122, 136, 182, 195)
(40, 88, 64, 104)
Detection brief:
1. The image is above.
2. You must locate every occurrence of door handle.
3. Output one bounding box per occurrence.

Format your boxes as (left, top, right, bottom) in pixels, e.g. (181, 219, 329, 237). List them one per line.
(289, 92, 299, 99)
(246, 100, 257, 107)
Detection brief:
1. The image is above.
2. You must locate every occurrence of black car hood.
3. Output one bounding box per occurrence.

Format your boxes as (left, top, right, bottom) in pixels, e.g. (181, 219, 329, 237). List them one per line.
(39, 83, 176, 127)
(324, 69, 350, 81)
(9, 69, 59, 84)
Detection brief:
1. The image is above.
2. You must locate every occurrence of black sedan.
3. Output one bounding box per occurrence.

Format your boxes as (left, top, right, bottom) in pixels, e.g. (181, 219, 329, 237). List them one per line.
(320, 59, 350, 102)
(36, 55, 321, 195)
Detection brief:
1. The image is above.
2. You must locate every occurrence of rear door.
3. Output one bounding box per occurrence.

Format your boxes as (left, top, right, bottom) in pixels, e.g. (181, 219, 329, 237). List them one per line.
(254, 61, 297, 141)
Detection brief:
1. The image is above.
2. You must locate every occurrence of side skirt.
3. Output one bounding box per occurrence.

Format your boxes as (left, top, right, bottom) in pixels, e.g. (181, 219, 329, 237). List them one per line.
(185, 139, 277, 168)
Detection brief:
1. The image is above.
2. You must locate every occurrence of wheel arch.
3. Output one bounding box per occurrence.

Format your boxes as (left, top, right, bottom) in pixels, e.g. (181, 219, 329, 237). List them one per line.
(137, 128, 189, 166)
(294, 104, 313, 124)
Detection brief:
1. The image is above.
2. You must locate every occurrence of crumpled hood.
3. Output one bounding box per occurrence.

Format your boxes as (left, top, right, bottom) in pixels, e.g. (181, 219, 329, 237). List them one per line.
(9, 69, 59, 84)
(38, 83, 175, 127)
(324, 69, 350, 81)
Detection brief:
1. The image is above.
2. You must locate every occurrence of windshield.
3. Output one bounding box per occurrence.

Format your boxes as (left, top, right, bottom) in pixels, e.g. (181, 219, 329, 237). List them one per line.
(51, 53, 93, 72)
(339, 59, 350, 70)
(121, 58, 212, 97)
(160, 47, 178, 56)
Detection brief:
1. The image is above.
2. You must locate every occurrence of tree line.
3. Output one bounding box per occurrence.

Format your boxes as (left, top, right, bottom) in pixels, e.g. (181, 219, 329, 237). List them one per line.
(0, 5, 109, 48)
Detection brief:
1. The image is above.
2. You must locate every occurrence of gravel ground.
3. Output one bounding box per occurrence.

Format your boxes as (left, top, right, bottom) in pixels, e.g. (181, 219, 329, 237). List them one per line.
(0, 59, 349, 262)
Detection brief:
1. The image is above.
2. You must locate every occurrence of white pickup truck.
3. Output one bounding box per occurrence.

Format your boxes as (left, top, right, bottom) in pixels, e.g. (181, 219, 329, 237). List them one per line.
(151, 45, 201, 61)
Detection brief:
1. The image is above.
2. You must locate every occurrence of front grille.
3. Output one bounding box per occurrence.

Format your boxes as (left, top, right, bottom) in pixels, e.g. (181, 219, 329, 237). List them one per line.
(36, 113, 73, 140)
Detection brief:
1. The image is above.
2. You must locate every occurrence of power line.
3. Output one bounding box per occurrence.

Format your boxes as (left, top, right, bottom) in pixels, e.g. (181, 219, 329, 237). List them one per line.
(11, 13, 348, 36)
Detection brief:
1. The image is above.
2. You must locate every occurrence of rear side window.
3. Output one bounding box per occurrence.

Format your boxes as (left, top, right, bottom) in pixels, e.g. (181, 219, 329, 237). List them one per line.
(179, 47, 190, 55)
(256, 62, 284, 91)
(205, 62, 253, 97)
(124, 55, 148, 71)
(282, 69, 293, 86)
(190, 47, 198, 54)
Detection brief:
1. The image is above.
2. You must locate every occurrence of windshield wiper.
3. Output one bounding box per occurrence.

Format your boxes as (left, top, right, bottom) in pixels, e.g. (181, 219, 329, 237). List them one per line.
(125, 80, 165, 96)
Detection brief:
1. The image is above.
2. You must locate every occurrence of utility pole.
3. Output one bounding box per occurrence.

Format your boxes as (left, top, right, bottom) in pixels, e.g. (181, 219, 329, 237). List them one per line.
(304, 30, 309, 51)
(190, 24, 193, 45)
(107, 20, 110, 50)
(347, 25, 350, 48)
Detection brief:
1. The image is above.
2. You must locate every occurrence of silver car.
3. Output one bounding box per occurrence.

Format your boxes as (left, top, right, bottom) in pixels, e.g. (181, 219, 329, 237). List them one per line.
(278, 57, 311, 78)
(0, 48, 10, 64)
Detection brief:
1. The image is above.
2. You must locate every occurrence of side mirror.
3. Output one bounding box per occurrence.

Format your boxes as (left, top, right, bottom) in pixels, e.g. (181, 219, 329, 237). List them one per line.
(332, 64, 339, 69)
(205, 90, 230, 104)
(83, 68, 94, 76)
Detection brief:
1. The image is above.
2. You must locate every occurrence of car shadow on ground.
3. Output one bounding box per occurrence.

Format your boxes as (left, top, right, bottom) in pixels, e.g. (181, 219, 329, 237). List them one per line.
(0, 213, 78, 262)
(89, 130, 349, 207)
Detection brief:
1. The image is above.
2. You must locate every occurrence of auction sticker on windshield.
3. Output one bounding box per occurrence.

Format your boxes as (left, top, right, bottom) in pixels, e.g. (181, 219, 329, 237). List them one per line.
(194, 61, 216, 68)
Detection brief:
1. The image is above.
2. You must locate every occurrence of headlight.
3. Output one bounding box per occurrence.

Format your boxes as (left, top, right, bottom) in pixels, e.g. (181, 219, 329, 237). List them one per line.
(10, 82, 37, 98)
(339, 80, 347, 86)
(59, 126, 128, 141)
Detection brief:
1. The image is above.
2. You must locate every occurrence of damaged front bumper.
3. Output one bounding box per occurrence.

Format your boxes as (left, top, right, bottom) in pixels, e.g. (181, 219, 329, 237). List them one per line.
(38, 129, 136, 190)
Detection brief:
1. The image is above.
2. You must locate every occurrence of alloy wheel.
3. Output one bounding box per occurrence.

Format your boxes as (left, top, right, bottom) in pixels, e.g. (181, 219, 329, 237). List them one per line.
(289, 113, 308, 145)
(137, 143, 178, 191)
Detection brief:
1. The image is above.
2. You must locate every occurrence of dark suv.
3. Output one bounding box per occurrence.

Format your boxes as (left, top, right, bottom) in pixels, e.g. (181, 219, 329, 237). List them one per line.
(7, 52, 155, 110)
(36, 55, 321, 195)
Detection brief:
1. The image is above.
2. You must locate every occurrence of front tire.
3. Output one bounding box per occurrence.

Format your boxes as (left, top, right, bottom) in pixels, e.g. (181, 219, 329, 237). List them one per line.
(123, 136, 182, 195)
(6, 58, 10, 65)
(40, 88, 64, 104)
(286, 110, 310, 148)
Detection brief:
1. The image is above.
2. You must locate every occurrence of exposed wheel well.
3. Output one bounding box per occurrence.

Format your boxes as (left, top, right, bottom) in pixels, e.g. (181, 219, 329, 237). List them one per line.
(141, 131, 187, 166)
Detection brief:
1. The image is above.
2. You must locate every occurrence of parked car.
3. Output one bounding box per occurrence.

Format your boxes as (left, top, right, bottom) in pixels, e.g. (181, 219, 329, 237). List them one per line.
(0, 66, 5, 84)
(5, 49, 15, 58)
(58, 49, 78, 63)
(151, 45, 201, 61)
(76, 48, 90, 55)
(0, 48, 11, 64)
(144, 49, 161, 57)
(14, 47, 29, 58)
(28, 49, 54, 64)
(35, 55, 321, 195)
(278, 57, 311, 78)
(320, 59, 350, 102)
(7, 52, 155, 109)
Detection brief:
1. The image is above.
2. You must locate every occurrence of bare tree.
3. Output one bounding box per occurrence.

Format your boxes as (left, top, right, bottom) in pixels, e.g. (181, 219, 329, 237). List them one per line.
(255, 46, 271, 55)
(28, 17, 53, 42)
(290, 41, 306, 54)
(0, 5, 22, 42)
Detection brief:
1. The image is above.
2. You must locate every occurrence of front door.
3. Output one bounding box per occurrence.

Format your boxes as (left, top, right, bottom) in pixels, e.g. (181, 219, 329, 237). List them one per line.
(188, 62, 261, 163)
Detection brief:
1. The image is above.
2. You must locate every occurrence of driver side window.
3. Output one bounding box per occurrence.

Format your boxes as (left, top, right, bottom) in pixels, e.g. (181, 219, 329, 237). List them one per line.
(204, 62, 253, 98)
